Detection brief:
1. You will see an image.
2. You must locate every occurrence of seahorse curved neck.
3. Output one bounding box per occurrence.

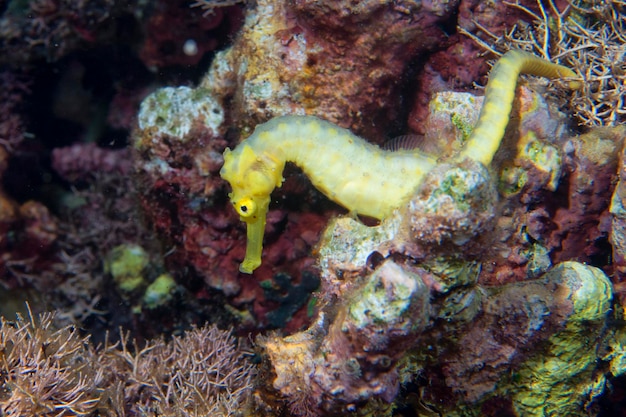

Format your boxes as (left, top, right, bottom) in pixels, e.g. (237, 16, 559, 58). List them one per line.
(220, 50, 580, 273)
(246, 115, 437, 219)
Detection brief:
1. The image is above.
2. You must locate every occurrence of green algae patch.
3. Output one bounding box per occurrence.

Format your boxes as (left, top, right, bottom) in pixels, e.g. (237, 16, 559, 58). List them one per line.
(348, 262, 419, 329)
(104, 244, 149, 293)
(143, 273, 177, 309)
(510, 262, 613, 417)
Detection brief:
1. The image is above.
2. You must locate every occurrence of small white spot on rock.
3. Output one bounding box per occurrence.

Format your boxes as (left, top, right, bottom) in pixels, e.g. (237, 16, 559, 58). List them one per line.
(183, 39, 199, 56)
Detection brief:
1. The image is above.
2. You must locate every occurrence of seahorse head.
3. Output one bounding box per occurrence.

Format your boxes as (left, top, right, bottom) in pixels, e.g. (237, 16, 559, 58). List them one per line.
(220, 143, 284, 220)
(220, 143, 284, 273)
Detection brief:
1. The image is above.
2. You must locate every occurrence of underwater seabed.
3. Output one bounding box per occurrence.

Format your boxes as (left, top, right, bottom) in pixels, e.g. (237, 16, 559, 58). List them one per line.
(1, 0, 626, 415)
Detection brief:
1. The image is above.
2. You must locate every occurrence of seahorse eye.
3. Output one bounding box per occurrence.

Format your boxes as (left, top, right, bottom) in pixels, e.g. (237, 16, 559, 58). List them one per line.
(236, 197, 256, 218)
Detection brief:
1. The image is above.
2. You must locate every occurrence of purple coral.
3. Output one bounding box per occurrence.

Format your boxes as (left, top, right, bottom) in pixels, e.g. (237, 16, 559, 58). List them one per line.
(0, 71, 30, 151)
(51, 143, 132, 182)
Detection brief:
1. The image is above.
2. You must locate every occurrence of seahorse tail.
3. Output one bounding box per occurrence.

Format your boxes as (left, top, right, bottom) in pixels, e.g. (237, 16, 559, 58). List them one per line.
(516, 53, 581, 90)
(460, 50, 580, 166)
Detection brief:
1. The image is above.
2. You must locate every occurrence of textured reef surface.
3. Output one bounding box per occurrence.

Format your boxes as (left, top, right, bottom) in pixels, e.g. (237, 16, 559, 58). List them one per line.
(1, 0, 626, 416)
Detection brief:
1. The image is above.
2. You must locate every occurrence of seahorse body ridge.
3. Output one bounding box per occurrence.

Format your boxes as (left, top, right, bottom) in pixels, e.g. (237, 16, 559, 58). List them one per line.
(220, 50, 579, 273)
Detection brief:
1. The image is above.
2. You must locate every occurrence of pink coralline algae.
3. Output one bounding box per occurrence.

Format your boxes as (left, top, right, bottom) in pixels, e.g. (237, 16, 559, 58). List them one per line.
(200, 0, 460, 138)
(51, 143, 132, 182)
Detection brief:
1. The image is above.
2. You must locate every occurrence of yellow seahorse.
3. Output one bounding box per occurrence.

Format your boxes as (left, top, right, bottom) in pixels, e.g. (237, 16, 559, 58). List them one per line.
(220, 50, 579, 273)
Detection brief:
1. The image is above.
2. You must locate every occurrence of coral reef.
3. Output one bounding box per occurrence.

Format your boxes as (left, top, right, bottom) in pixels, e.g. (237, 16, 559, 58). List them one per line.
(199, 0, 460, 137)
(240, 46, 625, 417)
(219, 51, 575, 273)
(2, 0, 626, 415)
(252, 94, 625, 414)
(2, 139, 164, 332)
(0, 0, 257, 338)
(262, 254, 616, 416)
(131, 0, 467, 308)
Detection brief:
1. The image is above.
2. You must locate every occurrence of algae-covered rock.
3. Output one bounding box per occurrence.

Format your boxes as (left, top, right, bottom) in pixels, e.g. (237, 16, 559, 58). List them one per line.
(346, 260, 430, 348)
(136, 86, 223, 143)
(394, 261, 616, 417)
(516, 131, 562, 191)
(142, 273, 177, 309)
(317, 213, 401, 273)
(510, 261, 613, 417)
(406, 159, 497, 246)
(424, 91, 483, 155)
(104, 244, 149, 293)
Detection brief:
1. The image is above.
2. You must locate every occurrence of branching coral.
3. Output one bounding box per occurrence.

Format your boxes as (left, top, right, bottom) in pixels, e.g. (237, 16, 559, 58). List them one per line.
(0, 308, 255, 416)
(0, 308, 103, 416)
(110, 324, 255, 416)
(459, 0, 626, 127)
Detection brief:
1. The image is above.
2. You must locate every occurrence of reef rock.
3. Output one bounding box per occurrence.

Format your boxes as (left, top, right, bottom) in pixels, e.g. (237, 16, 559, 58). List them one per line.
(257, 103, 626, 416)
